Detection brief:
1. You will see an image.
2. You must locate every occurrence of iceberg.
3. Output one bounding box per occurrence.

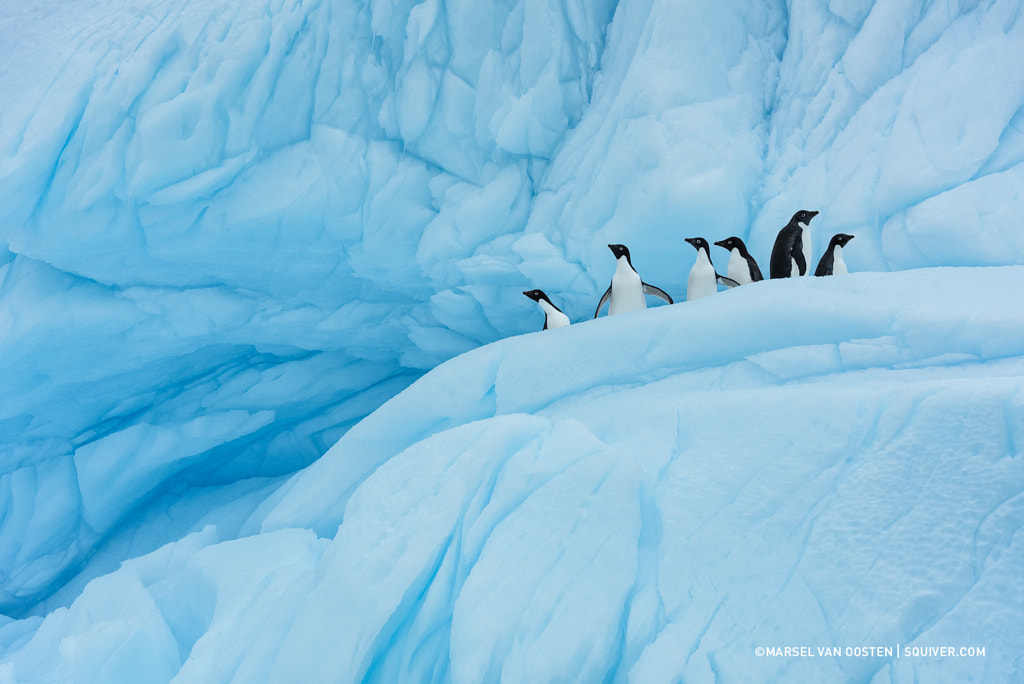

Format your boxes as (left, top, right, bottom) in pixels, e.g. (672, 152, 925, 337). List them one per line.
(1, 0, 1023, 680)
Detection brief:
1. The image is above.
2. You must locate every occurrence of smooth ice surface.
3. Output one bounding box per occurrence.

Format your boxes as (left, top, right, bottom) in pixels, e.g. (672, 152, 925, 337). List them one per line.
(2, 0, 1024, 680)
(3, 268, 1024, 683)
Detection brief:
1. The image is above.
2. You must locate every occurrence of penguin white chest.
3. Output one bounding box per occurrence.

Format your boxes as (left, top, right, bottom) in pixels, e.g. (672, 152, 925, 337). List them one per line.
(799, 221, 812, 276)
(538, 299, 570, 329)
(726, 248, 751, 285)
(832, 245, 847, 275)
(687, 250, 717, 301)
(609, 259, 646, 314)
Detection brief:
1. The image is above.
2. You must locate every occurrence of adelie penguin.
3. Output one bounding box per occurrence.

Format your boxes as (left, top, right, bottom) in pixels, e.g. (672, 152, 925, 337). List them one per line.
(770, 210, 819, 279)
(522, 289, 570, 330)
(684, 237, 739, 300)
(814, 233, 854, 276)
(595, 243, 673, 317)
(713, 236, 763, 285)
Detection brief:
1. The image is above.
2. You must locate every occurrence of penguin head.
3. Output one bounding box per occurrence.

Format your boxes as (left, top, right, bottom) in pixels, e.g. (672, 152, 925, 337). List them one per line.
(685, 237, 711, 254)
(608, 243, 632, 265)
(713, 237, 747, 254)
(830, 233, 855, 248)
(522, 289, 551, 304)
(790, 209, 819, 225)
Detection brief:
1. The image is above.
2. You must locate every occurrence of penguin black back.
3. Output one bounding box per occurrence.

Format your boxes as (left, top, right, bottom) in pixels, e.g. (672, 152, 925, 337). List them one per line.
(814, 233, 854, 276)
(769, 210, 818, 278)
(713, 236, 763, 282)
(523, 289, 569, 330)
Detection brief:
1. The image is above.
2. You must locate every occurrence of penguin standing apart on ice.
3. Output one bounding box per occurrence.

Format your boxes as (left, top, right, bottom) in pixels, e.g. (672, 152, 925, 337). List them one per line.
(713, 236, 763, 285)
(684, 237, 739, 301)
(595, 244, 673, 317)
(523, 289, 570, 330)
(814, 233, 855, 276)
(770, 210, 819, 279)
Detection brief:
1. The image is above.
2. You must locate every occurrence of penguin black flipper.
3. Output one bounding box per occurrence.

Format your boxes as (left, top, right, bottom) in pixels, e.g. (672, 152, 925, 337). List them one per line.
(594, 285, 613, 318)
(814, 250, 833, 277)
(716, 274, 741, 289)
(642, 282, 673, 304)
(792, 238, 807, 276)
(747, 258, 764, 282)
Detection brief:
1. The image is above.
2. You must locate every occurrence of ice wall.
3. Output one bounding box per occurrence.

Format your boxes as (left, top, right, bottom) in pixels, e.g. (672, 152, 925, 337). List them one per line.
(0, 0, 616, 612)
(2, 0, 1024, 616)
(751, 0, 1024, 271)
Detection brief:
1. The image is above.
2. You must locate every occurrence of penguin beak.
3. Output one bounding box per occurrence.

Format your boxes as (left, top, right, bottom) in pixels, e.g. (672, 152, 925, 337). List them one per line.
(809, 211, 819, 219)
(713, 239, 726, 248)
(607, 244, 615, 252)
(684, 238, 700, 250)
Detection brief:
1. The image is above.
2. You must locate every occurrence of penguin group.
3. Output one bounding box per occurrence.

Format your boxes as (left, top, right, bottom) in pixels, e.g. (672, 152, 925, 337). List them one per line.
(523, 210, 855, 331)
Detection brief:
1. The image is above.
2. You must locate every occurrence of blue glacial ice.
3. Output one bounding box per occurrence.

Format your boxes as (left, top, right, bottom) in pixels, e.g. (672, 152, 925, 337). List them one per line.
(1, 0, 1024, 680)
(4, 269, 1024, 682)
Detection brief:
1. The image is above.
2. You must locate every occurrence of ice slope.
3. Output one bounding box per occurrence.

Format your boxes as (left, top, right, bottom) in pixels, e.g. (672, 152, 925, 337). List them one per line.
(2, 0, 1024, 623)
(2, 267, 1023, 683)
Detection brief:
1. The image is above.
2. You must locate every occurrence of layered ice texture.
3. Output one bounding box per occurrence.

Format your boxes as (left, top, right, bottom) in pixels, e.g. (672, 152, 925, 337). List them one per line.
(5, 269, 1024, 683)
(1, 0, 1024, 680)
